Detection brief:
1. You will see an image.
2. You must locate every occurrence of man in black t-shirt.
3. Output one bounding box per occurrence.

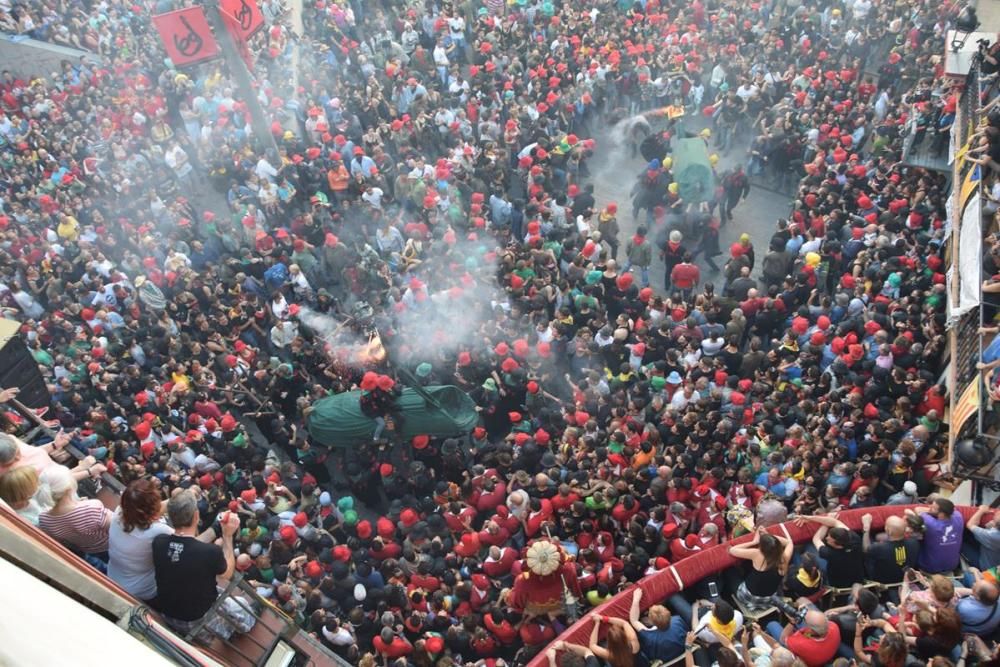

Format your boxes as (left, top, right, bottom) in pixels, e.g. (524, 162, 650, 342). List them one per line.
(797, 513, 865, 588)
(153, 491, 254, 639)
(861, 514, 919, 584)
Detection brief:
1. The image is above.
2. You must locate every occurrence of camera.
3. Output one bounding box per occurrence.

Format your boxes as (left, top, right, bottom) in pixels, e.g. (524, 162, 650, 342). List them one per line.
(772, 596, 807, 625)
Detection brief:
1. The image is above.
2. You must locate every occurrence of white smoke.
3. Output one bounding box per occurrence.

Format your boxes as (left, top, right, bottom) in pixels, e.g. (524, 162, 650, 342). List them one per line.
(390, 239, 507, 365)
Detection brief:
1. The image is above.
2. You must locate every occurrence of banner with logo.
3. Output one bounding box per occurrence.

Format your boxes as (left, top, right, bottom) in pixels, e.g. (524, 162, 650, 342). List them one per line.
(220, 0, 265, 42)
(152, 7, 221, 68)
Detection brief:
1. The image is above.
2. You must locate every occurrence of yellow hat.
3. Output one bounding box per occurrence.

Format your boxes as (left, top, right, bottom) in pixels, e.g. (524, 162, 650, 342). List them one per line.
(709, 153, 719, 166)
(700, 128, 711, 138)
(283, 130, 294, 140)
(668, 183, 679, 195)
(805, 252, 821, 267)
(663, 157, 673, 169)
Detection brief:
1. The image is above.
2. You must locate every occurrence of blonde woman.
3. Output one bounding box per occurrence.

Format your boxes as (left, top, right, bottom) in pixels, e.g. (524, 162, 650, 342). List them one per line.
(0, 466, 45, 524)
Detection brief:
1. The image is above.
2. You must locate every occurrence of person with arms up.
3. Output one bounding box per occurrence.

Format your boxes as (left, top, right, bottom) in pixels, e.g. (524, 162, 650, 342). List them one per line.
(860, 513, 919, 586)
(152, 490, 255, 640)
(625, 588, 686, 665)
(546, 640, 600, 667)
(588, 611, 640, 667)
(963, 504, 1000, 572)
(908, 498, 963, 573)
(795, 512, 864, 589)
(108, 479, 173, 603)
(729, 527, 793, 613)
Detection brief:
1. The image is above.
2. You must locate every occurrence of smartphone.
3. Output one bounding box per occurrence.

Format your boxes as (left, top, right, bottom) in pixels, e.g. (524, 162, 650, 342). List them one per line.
(708, 582, 719, 599)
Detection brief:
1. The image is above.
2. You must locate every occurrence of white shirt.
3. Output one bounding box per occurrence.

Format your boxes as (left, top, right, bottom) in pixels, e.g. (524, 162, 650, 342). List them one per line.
(433, 45, 449, 66)
(362, 187, 384, 209)
(107, 508, 173, 601)
(322, 625, 355, 646)
(736, 84, 759, 101)
(164, 145, 191, 176)
(255, 158, 279, 183)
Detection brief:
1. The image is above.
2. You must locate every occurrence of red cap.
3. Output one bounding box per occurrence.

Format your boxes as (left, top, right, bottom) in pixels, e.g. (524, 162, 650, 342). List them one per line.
(293, 512, 308, 528)
(279, 525, 297, 543)
(501, 357, 520, 373)
(412, 435, 429, 449)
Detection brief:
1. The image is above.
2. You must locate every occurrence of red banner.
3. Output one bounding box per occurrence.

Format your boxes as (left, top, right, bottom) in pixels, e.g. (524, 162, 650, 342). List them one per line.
(220, 0, 265, 43)
(152, 8, 220, 68)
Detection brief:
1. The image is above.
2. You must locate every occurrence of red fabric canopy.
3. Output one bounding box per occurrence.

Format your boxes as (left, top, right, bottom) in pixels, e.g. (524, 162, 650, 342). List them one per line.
(527, 504, 977, 667)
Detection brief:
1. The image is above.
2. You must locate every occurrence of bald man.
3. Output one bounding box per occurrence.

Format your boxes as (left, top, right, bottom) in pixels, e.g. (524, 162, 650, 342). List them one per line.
(956, 572, 1000, 635)
(770, 609, 840, 667)
(861, 513, 919, 584)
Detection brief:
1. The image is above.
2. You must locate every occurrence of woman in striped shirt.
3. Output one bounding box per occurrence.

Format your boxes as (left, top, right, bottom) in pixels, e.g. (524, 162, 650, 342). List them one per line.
(38, 466, 112, 559)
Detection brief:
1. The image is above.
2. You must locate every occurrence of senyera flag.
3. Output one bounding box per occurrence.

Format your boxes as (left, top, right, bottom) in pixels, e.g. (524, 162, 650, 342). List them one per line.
(220, 0, 265, 42)
(152, 7, 221, 67)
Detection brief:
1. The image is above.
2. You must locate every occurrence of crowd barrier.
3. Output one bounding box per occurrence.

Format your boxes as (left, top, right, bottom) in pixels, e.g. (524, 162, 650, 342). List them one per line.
(527, 504, 979, 666)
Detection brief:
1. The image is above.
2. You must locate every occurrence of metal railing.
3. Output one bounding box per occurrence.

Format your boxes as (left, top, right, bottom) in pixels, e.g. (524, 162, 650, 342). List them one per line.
(176, 573, 350, 667)
(7, 396, 124, 497)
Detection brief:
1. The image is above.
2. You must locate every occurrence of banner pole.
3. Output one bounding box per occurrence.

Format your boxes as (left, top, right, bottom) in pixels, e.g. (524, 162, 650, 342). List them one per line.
(202, 0, 280, 157)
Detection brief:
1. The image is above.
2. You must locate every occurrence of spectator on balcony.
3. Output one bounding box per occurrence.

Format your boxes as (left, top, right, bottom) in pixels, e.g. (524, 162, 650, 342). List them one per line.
(769, 609, 840, 667)
(108, 478, 172, 603)
(904, 607, 962, 662)
(852, 626, 906, 667)
(589, 612, 640, 667)
(783, 552, 824, 602)
(861, 514, 919, 586)
(0, 431, 104, 482)
(37, 465, 112, 563)
(0, 465, 44, 524)
(955, 569, 1000, 635)
(152, 490, 255, 640)
(796, 512, 865, 589)
(692, 599, 743, 647)
(910, 498, 964, 574)
(964, 504, 1000, 572)
(729, 528, 792, 613)
(626, 590, 686, 665)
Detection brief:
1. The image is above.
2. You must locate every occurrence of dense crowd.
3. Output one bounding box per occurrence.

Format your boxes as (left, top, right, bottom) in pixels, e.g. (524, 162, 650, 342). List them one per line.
(0, 0, 996, 665)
